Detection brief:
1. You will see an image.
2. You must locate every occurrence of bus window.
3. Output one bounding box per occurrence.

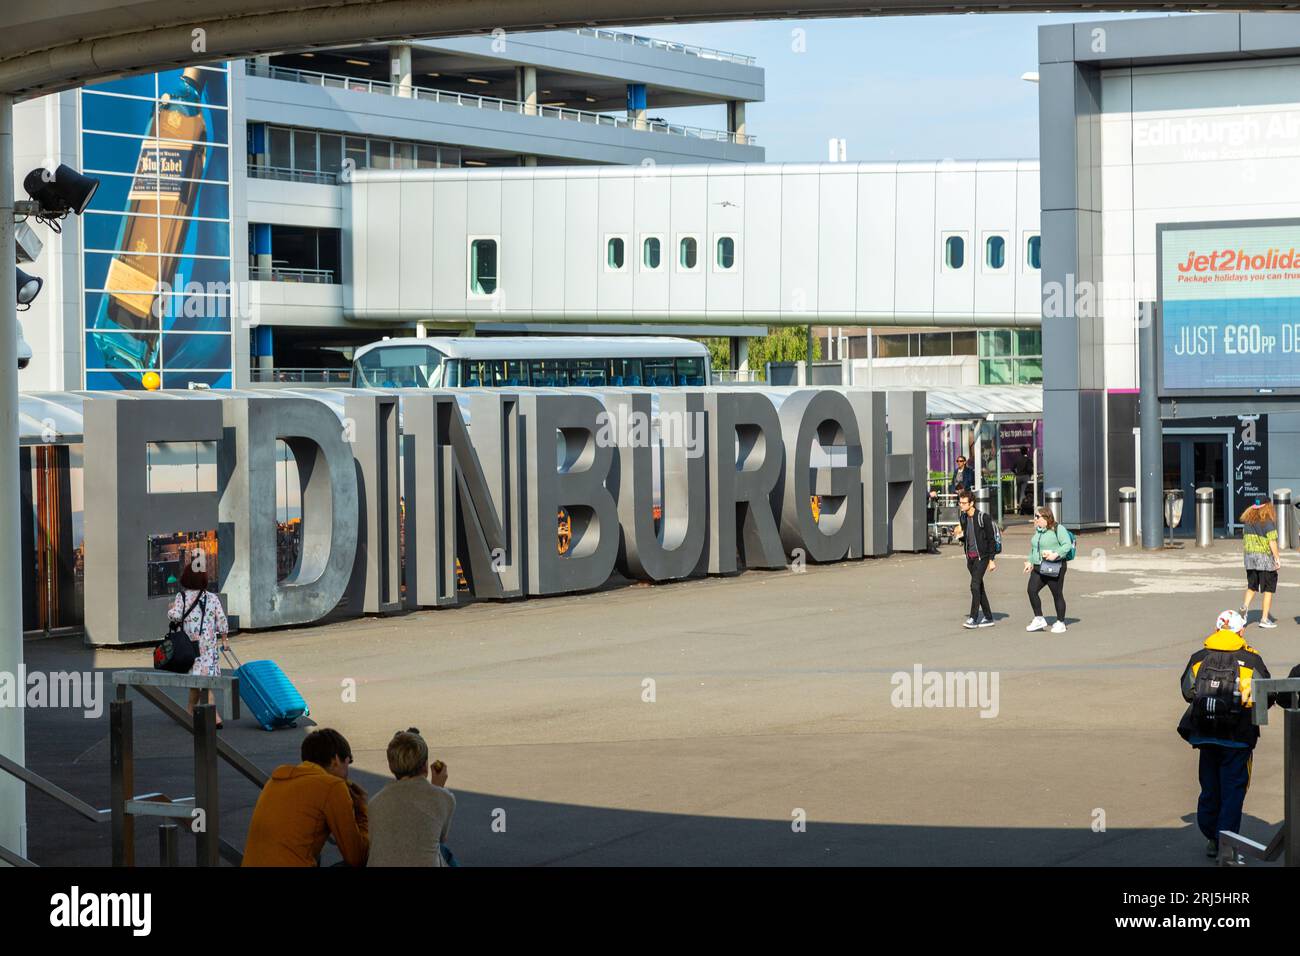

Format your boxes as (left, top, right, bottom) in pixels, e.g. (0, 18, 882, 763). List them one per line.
(610, 358, 643, 386)
(676, 357, 706, 386)
(573, 359, 607, 387)
(503, 360, 524, 386)
(644, 357, 675, 387)
(354, 345, 444, 388)
(529, 359, 569, 387)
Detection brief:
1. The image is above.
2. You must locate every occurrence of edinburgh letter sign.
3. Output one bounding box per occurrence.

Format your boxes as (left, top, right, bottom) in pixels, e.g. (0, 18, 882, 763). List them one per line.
(79, 387, 928, 645)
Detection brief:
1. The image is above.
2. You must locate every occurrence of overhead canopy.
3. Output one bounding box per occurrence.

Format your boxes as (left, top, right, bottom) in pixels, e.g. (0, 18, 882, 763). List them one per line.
(0, 2, 1278, 98)
(914, 385, 1042, 421)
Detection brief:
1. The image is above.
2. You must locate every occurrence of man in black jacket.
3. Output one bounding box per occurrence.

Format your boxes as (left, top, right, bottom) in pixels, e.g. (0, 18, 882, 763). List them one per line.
(1177, 609, 1273, 862)
(953, 489, 997, 629)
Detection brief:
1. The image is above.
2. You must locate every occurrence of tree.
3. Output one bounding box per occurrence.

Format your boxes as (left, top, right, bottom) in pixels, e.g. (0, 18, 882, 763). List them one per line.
(697, 328, 821, 375)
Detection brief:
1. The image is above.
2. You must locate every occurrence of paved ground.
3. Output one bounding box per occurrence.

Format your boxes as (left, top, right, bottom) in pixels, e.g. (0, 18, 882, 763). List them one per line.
(19, 523, 1300, 866)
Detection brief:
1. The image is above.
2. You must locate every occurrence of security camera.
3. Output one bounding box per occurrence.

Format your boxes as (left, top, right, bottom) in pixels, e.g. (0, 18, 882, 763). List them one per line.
(16, 321, 31, 371)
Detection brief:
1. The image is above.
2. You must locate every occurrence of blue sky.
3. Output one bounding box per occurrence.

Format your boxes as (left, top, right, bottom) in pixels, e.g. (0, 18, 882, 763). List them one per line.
(635, 13, 1178, 162)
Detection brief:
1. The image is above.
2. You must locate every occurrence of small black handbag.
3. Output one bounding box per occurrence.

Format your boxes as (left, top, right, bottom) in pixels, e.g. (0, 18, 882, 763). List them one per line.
(153, 592, 205, 673)
(1037, 558, 1064, 579)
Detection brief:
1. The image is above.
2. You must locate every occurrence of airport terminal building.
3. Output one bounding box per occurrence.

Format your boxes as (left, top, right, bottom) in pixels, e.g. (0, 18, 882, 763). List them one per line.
(12, 28, 765, 393)
(1039, 12, 1300, 531)
(15, 12, 1300, 538)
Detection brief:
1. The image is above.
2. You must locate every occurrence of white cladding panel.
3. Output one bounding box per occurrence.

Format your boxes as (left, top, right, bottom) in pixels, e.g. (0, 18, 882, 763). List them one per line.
(706, 171, 744, 315)
(973, 168, 1018, 319)
(670, 171, 707, 314)
(343, 163, 1042, 326)
(780, 170, 820, 316)
(894, 170, 938, 317)
(817, 168, 858, 317)
(856, 170, 898, 317)
(532, 178, 566, 314)
(564, 176, 598, 315)
(399, 179, 435, 314)
(501, 178, 534, 319)
(597, 175, 635, 314)
(742, 171, 782, 316)
(633, 173, 671, 314)
(933, 168, 977, 318)
(432, 179, 467, 313)
(365, 180, 401, 314)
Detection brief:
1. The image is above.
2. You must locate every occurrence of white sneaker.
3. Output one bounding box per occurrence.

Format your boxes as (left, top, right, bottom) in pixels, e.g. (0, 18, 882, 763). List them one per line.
(1051, 620, 1067, 634)
(1259, 617, 1278, 629)
(962, 617, 978, 629)
(1026, 617, 1048, 632)
(977, 616, 996, 628)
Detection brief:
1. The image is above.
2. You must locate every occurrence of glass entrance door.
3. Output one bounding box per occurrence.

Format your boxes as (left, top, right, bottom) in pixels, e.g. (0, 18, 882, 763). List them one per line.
(1162, 434, 1228, 537)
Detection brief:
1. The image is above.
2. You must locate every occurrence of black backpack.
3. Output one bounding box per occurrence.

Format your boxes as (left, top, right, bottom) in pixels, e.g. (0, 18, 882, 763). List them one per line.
(1190, 650, 1243, 736)
(153, 592, 205, 674)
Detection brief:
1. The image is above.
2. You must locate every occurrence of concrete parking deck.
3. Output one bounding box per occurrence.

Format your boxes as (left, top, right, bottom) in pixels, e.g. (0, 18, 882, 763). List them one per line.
(19, 525, 1299, 866)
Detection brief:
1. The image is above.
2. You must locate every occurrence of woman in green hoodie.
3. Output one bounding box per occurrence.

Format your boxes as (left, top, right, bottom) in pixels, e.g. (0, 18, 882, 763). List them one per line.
(1023, 506, 1075, 633)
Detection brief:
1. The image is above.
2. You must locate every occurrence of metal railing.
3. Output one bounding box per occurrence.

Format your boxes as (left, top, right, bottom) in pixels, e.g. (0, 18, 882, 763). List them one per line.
(247, 61, 754, 145)
(712, 368, 765, 384)
(572, 27, 757, 65)
(249, 266, 337, 284)
(249, 366, 351, 384)
(247, 163, 338, 185)
(0, 669, 264, 867)
(1217, 677, 1300, 866)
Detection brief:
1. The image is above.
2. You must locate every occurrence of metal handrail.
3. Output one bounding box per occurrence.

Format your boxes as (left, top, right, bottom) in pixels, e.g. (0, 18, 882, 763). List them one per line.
(1215, 678, 1300, 866)
(249, 366, 351, 384)
(247, 61, 754, 145)
(572, 27, 757, 65)
(247, 163, 338, 185)
(249, 266, 336, 284)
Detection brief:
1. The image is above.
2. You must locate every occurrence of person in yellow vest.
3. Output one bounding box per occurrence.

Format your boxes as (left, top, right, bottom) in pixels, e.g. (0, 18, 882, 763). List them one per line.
(1177, 610, 1275, 864)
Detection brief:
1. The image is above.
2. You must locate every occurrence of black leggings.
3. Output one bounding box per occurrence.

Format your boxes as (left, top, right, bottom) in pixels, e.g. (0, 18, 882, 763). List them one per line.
(1028, 563, 1067, 620)
(967, 556, 993, 620)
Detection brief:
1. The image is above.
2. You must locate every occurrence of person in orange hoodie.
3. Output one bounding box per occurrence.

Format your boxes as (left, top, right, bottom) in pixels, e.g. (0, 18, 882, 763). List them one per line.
(242, 728, 370, 867)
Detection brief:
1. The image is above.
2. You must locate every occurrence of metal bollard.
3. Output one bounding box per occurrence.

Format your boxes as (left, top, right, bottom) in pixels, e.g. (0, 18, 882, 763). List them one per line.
(1275, 489, 1294, 550)
(1119, 487, 1138, 548)
(1195, 487, 1215, 548)
(975, 485, 992, 516)
(1045, 487, 1063, 526)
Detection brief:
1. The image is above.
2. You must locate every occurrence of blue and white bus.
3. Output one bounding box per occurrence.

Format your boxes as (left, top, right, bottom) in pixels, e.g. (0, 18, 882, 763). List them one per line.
(351, 336, 711, 389)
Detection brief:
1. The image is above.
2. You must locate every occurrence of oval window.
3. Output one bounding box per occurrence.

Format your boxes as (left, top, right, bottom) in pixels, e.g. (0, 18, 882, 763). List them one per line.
(716, 236, 735, 269)
(944, 235, 964, 270)
(679, 236, 698, 270)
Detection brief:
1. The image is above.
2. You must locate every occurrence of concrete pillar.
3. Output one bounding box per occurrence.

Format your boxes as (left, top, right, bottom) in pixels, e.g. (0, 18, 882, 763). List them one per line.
(627, 82, 647, 130)
(1039, 38, 1106, 528)
(517, 65, 537, 116)
(0, 92, 27, 862)
(390, 43, 413, 97)
(728, 100, 747, 144)
(729, 336, 749, 380)
(519, 155, 537, 167)
(253, 223, 273, 279)
(254, 325, 274, 373)
(252, 54, 271, 76)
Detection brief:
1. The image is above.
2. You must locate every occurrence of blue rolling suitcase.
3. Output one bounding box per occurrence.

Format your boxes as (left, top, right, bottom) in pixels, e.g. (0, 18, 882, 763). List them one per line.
(223, 648, 309, 731)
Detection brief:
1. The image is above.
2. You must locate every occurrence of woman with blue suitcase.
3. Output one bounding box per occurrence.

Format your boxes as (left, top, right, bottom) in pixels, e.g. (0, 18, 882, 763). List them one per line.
(168, 550, 231, 729)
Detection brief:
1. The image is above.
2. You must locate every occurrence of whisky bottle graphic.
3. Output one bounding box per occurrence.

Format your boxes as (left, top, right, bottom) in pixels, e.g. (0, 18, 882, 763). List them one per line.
(91, 67, 209, 374)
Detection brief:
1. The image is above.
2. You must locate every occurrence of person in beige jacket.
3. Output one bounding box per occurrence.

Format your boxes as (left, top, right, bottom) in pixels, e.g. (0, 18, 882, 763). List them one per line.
(367, 728, 457, 867)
